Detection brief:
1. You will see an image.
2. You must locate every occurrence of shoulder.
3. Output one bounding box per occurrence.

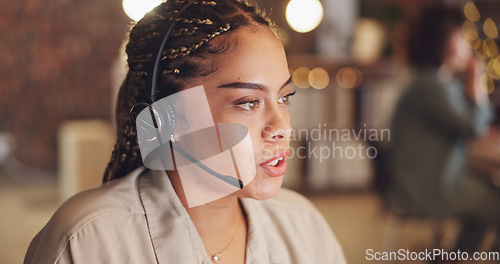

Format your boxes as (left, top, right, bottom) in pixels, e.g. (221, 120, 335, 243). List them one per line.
(50, 167, 146, 234)
(24, 168, 147, 263)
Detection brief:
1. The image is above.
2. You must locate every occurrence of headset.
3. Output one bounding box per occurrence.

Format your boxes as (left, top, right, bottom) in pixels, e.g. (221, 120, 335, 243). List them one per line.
(132, 0, 244, 189)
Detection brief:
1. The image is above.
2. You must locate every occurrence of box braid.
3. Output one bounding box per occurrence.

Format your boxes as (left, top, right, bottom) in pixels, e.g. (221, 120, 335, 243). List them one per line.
(103, 0, 277, 182)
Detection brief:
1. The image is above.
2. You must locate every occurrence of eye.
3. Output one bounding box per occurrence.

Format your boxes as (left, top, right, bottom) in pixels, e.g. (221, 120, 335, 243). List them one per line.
(236, 99, 261, 110)
(278, 91, 296, 104)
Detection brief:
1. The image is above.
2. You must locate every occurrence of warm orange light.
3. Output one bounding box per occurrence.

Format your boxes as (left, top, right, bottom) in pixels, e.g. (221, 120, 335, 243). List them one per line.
(292, 67, 311, 89)
(463, 21, 479, 41)
(122, 0, 162, 21)
(464, 2, 480, 22)
(487, 58, 500, 79)
(483, 18, 499, 39)
(473, 39, 482, 50)
(286, 0, 324, 33)
(493, 56, 500, 76)
(475, 42, 489, 60)
(483, 39, 498, 58)
(308, 68, 330, 90)
(336, 67, 362, 89)
(479, 73, 495, 94)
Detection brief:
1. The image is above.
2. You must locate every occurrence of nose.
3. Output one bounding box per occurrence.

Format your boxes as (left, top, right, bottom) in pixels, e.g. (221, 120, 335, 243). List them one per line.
(261, 104, 291, 142)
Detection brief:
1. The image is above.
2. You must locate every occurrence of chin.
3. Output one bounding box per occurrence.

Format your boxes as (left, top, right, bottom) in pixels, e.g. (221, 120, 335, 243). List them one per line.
(239, 172, 283, 200)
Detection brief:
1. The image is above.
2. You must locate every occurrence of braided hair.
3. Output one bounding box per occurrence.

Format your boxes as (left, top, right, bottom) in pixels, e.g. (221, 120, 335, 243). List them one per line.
(103, 0, 277, 182)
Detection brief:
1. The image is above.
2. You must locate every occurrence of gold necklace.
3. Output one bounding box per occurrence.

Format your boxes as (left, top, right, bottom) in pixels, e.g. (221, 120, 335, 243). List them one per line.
(204, 217, 242, 262)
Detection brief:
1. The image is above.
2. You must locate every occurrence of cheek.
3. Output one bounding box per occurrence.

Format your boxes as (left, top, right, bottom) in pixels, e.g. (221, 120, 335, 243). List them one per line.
(454, 45, 471, 69)
(211, 111, 265, 162)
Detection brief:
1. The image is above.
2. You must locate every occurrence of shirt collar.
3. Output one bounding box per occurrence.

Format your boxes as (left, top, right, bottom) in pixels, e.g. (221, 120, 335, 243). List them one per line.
(139, 169, 208, 263)
(139, 169, 286, 264)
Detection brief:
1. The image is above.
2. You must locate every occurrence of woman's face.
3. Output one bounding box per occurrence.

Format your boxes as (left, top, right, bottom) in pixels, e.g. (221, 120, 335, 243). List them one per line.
(444, 28, 472, 73)
(188, 26, 292, 200)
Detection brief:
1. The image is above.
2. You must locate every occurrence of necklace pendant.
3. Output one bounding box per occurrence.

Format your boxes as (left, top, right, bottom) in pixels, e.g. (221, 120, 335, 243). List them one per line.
(212, 254, 221, 262)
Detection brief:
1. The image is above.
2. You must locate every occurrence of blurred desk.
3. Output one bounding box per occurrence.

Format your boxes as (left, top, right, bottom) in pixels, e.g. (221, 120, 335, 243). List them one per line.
(468, 126, 500, 187)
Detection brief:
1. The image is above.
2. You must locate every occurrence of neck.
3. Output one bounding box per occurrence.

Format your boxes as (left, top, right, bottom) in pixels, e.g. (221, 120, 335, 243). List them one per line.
(188, 196, 244, 237)
(167, 170, 248, 263)
(167, 170, 245, 237)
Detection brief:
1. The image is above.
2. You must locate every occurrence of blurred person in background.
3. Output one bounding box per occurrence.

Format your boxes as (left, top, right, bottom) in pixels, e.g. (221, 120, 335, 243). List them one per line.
(387, 6, 499, 255)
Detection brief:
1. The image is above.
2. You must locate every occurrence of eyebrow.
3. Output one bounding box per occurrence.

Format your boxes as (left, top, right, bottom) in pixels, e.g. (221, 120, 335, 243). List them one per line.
(218, 76, 292, 91)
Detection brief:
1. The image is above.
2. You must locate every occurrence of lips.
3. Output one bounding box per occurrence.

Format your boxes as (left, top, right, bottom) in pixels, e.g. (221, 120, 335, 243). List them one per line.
(259, 151, 290, 177)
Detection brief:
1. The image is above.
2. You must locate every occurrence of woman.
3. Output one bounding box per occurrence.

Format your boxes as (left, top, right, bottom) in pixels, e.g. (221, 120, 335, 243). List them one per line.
(388, 7, 499, 253)
(24, 1, 346, 263)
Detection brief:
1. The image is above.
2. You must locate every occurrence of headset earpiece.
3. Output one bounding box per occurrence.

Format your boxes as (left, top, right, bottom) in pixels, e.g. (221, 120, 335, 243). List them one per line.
(130, 102, 153, 124)
(131, 101, 176, 140)
(153, 102, 176, 140)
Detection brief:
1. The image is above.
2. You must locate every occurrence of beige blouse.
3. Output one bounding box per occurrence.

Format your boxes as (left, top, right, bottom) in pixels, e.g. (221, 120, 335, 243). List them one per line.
(25, 168, 346, 264)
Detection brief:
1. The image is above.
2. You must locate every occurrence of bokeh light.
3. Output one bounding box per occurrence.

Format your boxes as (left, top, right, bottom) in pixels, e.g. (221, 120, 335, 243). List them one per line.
(479, 73, 495, 94)
(483, 39, 498, 58)
(464, 2, 480, 22)
(123, 0, 162, 22)
(352, 18, 386, 65)
(473, 39, 482, 50)
(493, 56, 500, 76)
(462, 21, 479, 42)
(292, 67, 311, 88)
(483, 18, 499, 39)
(286, 0, 324, 33)
(308, 68, 330, 89)
(487, 58, 500, 79)
(475, 42, 489, 60)
(336, 67, 362, 89)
